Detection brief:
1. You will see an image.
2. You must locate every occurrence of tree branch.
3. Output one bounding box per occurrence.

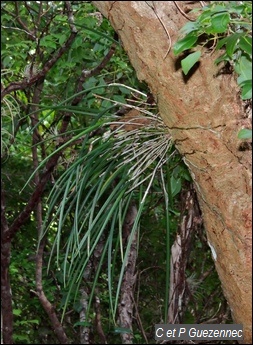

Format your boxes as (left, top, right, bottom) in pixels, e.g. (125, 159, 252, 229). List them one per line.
(36, 238, 69, 344)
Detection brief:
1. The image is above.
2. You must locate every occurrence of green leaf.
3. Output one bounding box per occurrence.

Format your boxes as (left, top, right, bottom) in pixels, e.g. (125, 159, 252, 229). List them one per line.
(234, 55, 252, 80)
(198, 9, 212, 25)
(211, 12, 230, 33)
(237, 70, 252, 82)
(231, 4, 247, 15)
(72, 36, 83, 48)
(238, 36, 252, 57)
(170, 175, 182, 198)
(13, 309, 22, 316)
(215, 52, 230, 65)
(40, 36, 57, 49)
(173, 35, 198, 55)
(181, 51, 201, 75)
(238, 79, 252, 100)
(238, 128, 252, 139)
(216, 36, 229, 50)
(19, 319, 39, 325)
(180, 22, 199, 35)
(119, 86, 132, 94)
(113, 95, 126, 103)
(13, 335, 29, 341)
(59, 34, 67, 46)
(225, 33, 242, 58)
(28, 319, 40, 324)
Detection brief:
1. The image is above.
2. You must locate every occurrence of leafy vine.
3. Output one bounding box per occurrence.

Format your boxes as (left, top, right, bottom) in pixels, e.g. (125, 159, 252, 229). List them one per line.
(173, 1, 252, 139)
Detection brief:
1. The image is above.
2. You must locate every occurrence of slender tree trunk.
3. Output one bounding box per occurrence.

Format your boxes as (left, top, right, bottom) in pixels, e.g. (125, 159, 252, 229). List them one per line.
(118, 203, 138, 344)
(168, 185, 202, 323)
(1, 184, 13, 344)
(92, 2, 252, 343)
(80, 264, 92, 344)
(36, 238, 69, 344)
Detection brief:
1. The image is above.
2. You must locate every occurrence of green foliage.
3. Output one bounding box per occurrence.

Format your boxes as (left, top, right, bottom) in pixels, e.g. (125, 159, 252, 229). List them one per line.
(174, 1, 252, 100)
(10, 239, 43, 344)
(1, 75, 20, 158)
(238, 128, 252, 139)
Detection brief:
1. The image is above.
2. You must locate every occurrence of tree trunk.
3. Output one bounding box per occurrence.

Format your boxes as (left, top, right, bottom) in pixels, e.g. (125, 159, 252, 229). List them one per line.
(118, 203, 138, 344)
(92, 1, 252, 343)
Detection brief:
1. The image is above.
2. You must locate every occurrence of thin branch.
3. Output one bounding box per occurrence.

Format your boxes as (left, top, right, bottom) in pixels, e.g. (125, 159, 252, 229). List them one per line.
(173, 1, 196, 21)
(24, 1, 37, 32)
(14, 2, 37, 40)
(36, 238, 69, 344)
(65, 1, 78, 33)
(36, 1, 44, 27)
(131, 295, 149, 344)
(1, 25, 36, 40)
(94, 295, 107, 344)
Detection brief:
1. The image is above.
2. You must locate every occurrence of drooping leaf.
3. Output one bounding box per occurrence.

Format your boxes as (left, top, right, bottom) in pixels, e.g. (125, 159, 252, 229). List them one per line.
(216, 34, 244, 61)
(224, 33, 242, 58)
(181, 51, 201, 75)
(234, 55, 252, 80)
(238, 36, 252, 57)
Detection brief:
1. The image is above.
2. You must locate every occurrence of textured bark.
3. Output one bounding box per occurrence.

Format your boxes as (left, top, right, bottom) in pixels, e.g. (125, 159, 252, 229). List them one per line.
(168, 185, 202, 324)
(118, 203, 138, 344)
(79, 287, 91, 344)
(36, 239, 69, 344)
(92, 2, 252, 343)
(1, 184, 13, 344)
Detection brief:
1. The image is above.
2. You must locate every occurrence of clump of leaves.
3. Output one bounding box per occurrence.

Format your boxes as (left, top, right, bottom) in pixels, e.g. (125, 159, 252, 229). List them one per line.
(174, 1, 252, 138)
(42, 101, 175, 319)
(173, 1, 252, 99)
